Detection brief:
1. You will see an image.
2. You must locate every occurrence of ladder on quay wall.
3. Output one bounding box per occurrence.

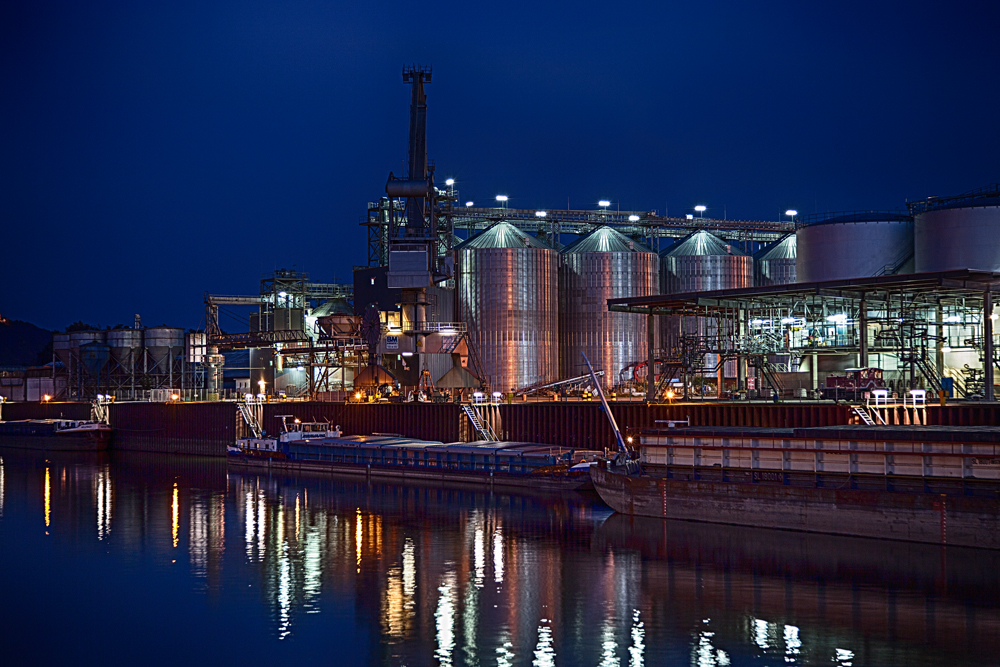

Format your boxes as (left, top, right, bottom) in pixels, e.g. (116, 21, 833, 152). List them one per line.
(462, 404, 498, 441)
(238, 400, 263, 438)
(852, 405, 876, 426)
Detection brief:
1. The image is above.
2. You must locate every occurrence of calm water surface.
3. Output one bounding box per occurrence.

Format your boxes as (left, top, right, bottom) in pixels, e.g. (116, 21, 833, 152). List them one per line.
(0, 448, 998, 666)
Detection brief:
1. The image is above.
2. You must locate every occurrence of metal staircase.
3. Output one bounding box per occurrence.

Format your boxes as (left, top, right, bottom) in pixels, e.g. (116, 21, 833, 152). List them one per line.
(462, 404, 498, 441)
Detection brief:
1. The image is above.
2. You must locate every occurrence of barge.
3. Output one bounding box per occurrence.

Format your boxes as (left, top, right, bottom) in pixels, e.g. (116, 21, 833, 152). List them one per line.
(229, 419, 600, 491)
(591, 424, 1000, 549)
(0, 419, 111, 451)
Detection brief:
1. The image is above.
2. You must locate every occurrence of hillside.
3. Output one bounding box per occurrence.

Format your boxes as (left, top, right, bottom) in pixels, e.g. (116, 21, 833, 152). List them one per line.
(0, 318, 53, 367)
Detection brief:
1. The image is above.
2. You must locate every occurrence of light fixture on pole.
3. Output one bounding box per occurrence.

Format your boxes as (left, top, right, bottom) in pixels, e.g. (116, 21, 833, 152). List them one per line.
(535, 210, 547, 218)
(465, 201, 474, 207)
(628, 215, 640, 222)
(445, 178, 455, 186)
(785, 209, 797, 221)
(694, 205, 707, 218)
(495, 195, 508, 209)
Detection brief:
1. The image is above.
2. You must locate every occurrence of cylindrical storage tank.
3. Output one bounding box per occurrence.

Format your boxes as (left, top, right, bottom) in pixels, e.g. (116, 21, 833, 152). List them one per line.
(457, 221, 558, 393)
(107, 329, 144, 367)
(53, 333, 71, 367)
(661, 230, 752, 294)
(796, 211, 913, 282)
(754, 233, 797, 286)
(661, 231, 751, 383)
(559, 226, 659, 388)
(79, 342, 111, 378)
(913, 185, 1000, 272)
(145, 327, 186, 374)
(69, 330, 107, 360)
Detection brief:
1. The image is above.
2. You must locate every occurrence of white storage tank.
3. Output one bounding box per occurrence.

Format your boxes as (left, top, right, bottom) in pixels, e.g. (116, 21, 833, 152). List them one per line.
(796, 211, 913, 282)
(912, 184, 1000, 272)
(754, 233, 797, 286)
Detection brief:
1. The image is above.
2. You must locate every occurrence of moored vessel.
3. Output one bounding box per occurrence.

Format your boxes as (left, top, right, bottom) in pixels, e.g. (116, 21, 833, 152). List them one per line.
(0, 419, 112, 451)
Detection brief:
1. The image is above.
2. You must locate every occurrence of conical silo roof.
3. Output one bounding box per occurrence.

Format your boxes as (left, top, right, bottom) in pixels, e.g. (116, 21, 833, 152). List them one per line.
(561, 226, 654, 254)
(753, 233, 796, 260)
(664, 230, 746, 257)
(455, 221, 553, 250)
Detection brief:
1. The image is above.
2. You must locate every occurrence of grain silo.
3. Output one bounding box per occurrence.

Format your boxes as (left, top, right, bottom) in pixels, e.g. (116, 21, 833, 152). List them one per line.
(661, 230, 753, 294)
(754, 233, 797, 286)
(796, 212, 913, 282)
(456, 221, 559, 393)
(912, 184, 1000, 272)
(559, 226, 659, 388)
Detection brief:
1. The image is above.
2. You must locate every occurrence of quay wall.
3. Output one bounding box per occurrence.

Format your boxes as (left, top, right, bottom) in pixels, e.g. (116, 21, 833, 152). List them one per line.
(108, 402, 236, 456)
(3, 400, 1000, 457)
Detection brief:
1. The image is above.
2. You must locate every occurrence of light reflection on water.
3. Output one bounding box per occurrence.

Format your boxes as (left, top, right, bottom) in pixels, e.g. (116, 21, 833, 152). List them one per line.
(0, 449, 998, 666)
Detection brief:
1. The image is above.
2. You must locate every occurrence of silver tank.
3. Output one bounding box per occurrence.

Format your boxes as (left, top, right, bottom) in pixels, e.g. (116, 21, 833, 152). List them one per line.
(53, 333, 71, 367)
(69, 331, 107, 362)
(457, 221, 558, 393)
(796, 212, 913, 282)
(913, 186, 1000, 272)
(107, 329, 144, 366)
(754, 233, 797, 286)
(559, 226, 659, 387)
(661, 231, 751, 376)
(661, 230, 752, 294)
(145, 326, 185, 374)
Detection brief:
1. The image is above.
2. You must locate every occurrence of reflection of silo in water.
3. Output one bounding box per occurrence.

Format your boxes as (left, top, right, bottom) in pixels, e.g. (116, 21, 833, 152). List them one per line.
(559, 226, 658, 387)
(145, 327, 185, 375)
(661, 231, 752, 380)
(457, 221, 559, 393)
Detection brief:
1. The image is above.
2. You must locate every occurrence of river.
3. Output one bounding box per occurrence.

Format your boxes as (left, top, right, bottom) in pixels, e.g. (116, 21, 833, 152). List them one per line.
(0, 448, 997, 666)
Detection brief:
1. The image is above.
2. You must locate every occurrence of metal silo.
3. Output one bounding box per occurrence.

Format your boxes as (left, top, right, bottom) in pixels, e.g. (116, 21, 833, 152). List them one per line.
(559, 226, 659, 387)
(53, 333, 71, 367)
(796, 211, 913, 282)
(69, 330, 107, 362)
(754, 233, 797, 286)
(662, 230, 752, 293)
(457, 221, 558, 393)
(108, 329, 144, 367)
(145, 327, 186, 374)
(912, 185, 1000, 272)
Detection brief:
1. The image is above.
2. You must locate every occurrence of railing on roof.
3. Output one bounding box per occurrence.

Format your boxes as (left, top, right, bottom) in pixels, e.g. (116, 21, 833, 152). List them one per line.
(906, 184, 1000, 215)
(797, 210, 913, 227)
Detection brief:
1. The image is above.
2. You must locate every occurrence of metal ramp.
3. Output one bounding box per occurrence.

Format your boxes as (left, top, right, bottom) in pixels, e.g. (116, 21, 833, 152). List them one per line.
(462, 404, 498, 441)
(238, 399, 264, 438)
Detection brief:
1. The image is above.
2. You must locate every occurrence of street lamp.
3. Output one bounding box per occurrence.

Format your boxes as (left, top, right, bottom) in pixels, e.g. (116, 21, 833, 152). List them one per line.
(598, 200, 611, 209)
(495, 195, 508, 209)
(535, 210, 547, 218)
(785, 209, 797, 221)
(694, 205, 707, 218)
(628, 215, 640, 222)
(465, 201, 474, 207)
(445, 178, 455, 186)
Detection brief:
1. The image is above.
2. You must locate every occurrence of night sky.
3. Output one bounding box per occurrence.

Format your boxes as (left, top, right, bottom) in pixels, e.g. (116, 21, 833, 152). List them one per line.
(3, 1, 998, 331)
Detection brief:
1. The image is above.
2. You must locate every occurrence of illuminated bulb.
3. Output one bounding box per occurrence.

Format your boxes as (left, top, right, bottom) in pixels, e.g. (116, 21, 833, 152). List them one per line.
(465, 201, 474, 207)
(785, 209, 797, 217)
(495, 195, 508, 202)
(598, 200, 611, 208)
(628, 215, 640, 222)
(941, 346, 952, 353)
(445, 178, 455, 186)
(694, 205, 707, 212)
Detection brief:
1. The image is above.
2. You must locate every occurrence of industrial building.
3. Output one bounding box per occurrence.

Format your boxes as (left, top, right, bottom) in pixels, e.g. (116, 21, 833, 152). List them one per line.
(43, 64, 999, 407)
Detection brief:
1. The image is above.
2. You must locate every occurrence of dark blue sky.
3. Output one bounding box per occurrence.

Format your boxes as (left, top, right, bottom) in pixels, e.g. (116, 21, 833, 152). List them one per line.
(3, 0, 998, 331)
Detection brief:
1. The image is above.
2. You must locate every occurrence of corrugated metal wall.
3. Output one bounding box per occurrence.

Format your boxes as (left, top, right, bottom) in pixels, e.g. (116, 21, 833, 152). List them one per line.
(109, 402, 237, 456)
(261, 402, 463, 444)
(497, 403, 855, 450)
(0, 401, 92, 421)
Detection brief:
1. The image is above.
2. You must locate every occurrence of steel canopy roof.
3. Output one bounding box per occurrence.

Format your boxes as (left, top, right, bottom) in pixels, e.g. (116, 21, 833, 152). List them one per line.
(607, 269, 1000, 315)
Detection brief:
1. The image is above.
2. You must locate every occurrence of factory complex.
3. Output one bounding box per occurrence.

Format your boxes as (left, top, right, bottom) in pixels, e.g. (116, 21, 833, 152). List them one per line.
(4, 68, 999, 416)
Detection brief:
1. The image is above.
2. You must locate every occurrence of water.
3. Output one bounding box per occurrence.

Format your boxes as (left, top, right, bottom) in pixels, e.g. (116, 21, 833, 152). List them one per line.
(1, 447, 998, 666)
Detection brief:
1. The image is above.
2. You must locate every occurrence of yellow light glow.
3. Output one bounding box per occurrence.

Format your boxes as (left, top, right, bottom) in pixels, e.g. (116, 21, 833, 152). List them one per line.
(44, 466, 51, 527)
(43, 394, 51, 402)
(356, 508, 363, 573)
(627, 436, 633, 443)
(172, 482, 179, 548)
(666, 390, 674, 399)
(170, 394, 179, 401)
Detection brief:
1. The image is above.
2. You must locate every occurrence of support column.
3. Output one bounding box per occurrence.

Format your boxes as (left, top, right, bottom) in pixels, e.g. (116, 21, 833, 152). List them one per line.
(858, 296, 868, 368)
(736, 309, 746, 392)
(985, 291, 994, 401)
(810, 351, 818, 393)
(645, 311, 655, 403)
